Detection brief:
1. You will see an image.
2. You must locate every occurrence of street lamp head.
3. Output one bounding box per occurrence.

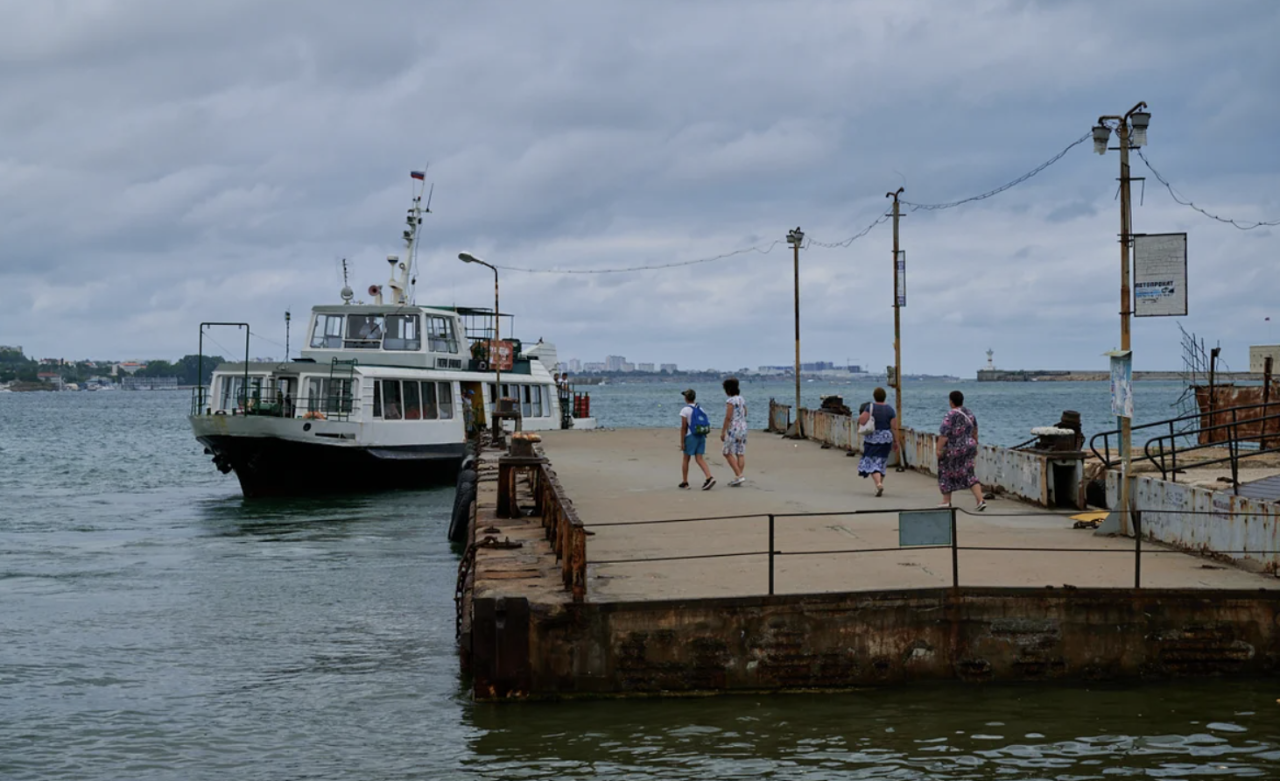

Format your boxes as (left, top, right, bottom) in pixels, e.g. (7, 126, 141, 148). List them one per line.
(1129, 111, 1150, 148)
(787, 227, 804, 246)
(458, 252, 482, 264)
(1092, 124, 1112, 155)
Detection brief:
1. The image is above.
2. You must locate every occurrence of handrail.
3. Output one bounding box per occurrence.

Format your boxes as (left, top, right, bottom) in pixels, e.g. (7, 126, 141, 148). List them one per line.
(1143, 406, 1280, 492)
(578, 504, 1280, 594)
(1089, 400, 1280, 467)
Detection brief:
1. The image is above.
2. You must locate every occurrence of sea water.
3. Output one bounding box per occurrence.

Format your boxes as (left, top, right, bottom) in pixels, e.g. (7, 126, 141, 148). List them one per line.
(3, 387, 1278, 781)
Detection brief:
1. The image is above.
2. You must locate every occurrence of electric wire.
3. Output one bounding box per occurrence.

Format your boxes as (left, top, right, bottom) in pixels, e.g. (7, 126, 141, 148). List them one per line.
(900, 131, 1092, 211)
(491, 241, 785, 274)
(1137, 149, 1280, 230)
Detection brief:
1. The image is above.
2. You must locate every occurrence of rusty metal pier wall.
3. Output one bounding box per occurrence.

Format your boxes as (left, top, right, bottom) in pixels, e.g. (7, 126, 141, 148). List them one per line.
(476, 586, 1280, 699)
(1107, 471, 1280, 571)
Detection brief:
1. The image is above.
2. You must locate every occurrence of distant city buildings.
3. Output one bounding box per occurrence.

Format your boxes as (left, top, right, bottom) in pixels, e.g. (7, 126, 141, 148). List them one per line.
(566, 355, 680, 373)
(564, 355, 865, 375)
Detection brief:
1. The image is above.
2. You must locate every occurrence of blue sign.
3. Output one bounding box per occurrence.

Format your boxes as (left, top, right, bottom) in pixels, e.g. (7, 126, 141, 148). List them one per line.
(899, 509, 952, 547)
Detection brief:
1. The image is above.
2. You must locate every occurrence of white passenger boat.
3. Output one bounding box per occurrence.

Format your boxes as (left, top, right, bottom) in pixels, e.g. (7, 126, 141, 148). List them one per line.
(188, 180, 595, 497)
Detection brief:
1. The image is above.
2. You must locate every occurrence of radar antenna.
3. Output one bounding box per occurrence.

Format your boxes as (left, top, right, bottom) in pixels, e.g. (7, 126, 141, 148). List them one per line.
(340, 258, 354, 304)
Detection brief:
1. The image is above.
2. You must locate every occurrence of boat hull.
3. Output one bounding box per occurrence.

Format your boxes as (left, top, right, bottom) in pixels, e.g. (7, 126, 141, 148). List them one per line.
(196, 433, 466, 498)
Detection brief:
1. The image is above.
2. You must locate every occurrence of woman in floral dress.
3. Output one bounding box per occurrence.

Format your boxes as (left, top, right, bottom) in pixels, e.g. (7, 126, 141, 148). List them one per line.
(936, 390, 987, 510)
(720, 377, 748, 486)
(857, 386, 898, 496)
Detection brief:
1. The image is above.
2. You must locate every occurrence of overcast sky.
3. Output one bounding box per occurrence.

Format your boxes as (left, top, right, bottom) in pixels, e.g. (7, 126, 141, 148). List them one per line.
(2, 0, 1277, 376)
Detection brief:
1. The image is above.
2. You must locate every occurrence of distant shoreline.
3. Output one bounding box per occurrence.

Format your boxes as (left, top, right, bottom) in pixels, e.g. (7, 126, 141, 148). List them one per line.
(976, 370, 1266, 383)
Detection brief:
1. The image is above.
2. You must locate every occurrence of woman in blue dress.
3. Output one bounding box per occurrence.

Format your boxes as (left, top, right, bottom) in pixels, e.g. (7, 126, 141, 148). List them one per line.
(857, 386, 899, 496)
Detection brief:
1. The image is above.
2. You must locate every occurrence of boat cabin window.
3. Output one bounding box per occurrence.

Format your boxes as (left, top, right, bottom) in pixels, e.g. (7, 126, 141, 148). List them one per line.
(311, 315, 344, 349)
(426, 316, 458, 353)
(439, 382, 454, 419)
(372, 380, 454, 420)
(305, 377, 355, 415)
(220, 375, 265, 411)
(383, 315, 421, 351)
(488, 382, 547, 418)
(345, 315, 384, 349)
(381, 379, 402, 420)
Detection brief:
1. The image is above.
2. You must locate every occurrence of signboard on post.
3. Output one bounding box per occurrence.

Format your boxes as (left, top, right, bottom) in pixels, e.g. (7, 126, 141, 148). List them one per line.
(1108, 350, 1133, 418)
(895, 251, 906, 307)
(1134, 233, 1187, 317)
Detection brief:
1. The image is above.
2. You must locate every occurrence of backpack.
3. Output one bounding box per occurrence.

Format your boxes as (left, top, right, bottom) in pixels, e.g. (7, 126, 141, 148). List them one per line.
(689, 403, 712, 435)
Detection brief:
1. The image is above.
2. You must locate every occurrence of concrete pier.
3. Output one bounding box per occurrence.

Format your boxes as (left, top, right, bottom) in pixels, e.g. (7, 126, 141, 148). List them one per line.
(458, 429, 1280, 700)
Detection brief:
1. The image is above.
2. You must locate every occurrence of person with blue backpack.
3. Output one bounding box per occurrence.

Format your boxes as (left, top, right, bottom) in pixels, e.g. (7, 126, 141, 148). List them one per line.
(679, 389, 716, 490)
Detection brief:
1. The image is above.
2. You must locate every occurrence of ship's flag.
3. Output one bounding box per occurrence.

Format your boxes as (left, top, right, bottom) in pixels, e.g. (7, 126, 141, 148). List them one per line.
(410, 170, 425, 180)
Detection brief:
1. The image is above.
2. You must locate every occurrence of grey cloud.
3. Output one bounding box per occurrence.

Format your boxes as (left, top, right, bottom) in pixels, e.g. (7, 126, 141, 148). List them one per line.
(1, 0, 1278, 376)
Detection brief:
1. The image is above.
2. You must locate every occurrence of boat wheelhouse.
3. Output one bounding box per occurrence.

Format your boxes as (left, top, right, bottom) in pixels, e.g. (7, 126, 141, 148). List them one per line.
(188, 178, 595, 497)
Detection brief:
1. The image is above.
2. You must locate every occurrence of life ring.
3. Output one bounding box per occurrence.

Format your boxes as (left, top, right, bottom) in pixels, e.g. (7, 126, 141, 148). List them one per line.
(302, 411, 327, 420)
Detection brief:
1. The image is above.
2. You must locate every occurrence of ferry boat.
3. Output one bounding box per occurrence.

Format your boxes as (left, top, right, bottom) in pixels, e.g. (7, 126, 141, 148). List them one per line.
(188, 178, 596, 497)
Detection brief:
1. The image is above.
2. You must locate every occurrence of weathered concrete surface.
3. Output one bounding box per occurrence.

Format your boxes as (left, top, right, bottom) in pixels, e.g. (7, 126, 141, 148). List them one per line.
(465, 429, 1280, 701)
(538, 429, 1279, 602)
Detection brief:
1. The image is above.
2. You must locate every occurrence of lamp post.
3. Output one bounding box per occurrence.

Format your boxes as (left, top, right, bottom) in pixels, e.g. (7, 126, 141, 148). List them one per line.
(887, 187, 904, 454)
(1092, 102, 1150, 537)
(459, 252, 500, 435)
(787, 227, 805, 421)
(284, 310, 291, 361)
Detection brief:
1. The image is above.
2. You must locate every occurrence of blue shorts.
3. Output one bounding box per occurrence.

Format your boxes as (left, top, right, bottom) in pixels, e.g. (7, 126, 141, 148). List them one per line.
(683, 433, 706, 456)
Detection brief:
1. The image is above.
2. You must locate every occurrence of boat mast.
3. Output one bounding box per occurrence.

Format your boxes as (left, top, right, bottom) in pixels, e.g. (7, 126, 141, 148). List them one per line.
(389, 171, 431, 306)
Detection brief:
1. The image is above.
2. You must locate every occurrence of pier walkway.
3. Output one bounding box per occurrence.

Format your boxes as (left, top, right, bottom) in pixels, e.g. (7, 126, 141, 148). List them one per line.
(539, 429, 1277, 600)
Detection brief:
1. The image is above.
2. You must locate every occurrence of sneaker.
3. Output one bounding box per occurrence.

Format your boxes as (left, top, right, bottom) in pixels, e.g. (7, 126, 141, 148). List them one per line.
(729, 476, 745, 487)
(976, 501, 988, 511)
(678, 482, 689, 489)
(702, 477, 716, 490)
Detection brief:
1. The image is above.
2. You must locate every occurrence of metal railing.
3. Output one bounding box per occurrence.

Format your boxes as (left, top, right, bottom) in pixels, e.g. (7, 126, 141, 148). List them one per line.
(582, 505, 1280, 595)
(1090, 401, 1280, 490)
(188, 388, 355, 421)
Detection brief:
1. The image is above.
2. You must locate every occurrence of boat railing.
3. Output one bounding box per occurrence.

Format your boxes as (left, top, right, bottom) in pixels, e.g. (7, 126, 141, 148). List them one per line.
(189, 388, 355, 421)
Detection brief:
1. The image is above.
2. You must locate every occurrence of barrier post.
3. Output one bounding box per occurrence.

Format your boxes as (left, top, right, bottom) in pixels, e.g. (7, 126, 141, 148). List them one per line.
(768, 514, 775, 596)
(1134, 509, 1142, 589)
(950, 507, 959, 589)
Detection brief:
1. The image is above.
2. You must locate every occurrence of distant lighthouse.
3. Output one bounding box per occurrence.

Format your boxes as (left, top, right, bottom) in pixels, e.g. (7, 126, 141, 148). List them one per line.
(986, 349, 995, 370)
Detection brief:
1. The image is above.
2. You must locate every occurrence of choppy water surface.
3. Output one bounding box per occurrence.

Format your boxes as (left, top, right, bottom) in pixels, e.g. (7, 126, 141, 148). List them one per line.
(3, 389, 1279, 780)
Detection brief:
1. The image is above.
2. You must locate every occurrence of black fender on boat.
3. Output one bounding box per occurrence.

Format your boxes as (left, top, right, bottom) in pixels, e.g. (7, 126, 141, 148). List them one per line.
(448, 480, 477, 543)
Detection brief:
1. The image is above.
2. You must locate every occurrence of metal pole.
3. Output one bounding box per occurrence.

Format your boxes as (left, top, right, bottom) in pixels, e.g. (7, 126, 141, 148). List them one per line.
(1118, 121, 1134, 538)
(1134, 509, 1141, 589)
(768, 514, 775, 596)
(1263, 356, 1273, 451)
(792, 234, 802, 415)
(889, 188, 903, 441)
(950, 507, 959, 589)
(494, 266, 501, 437)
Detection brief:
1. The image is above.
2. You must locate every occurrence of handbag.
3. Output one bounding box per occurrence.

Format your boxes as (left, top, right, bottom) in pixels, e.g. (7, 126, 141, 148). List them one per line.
(857, 402, 876, 435)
